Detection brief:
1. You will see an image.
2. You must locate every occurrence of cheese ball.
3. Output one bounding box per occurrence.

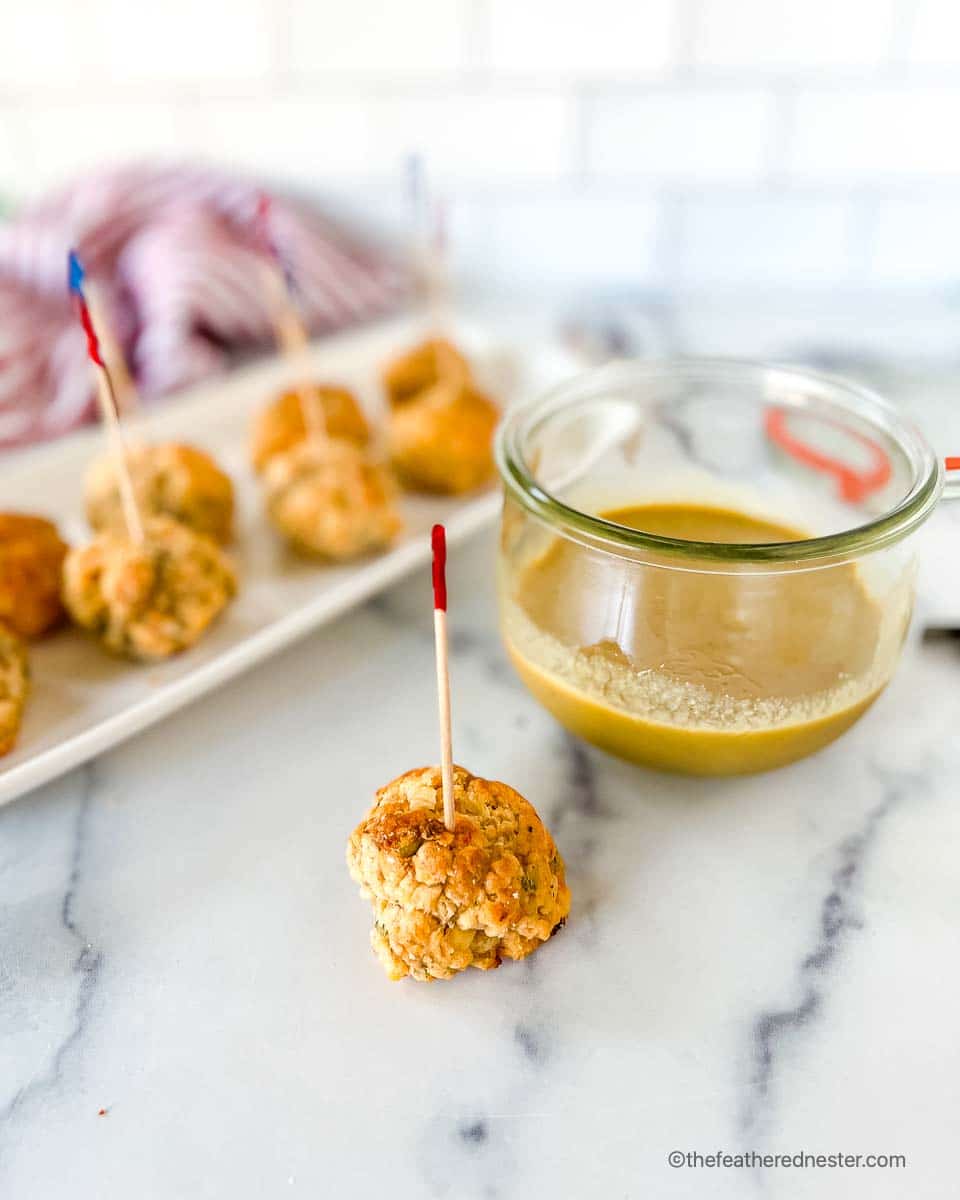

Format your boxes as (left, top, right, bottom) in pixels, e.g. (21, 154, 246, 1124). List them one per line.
(250, 385, 370, 473)
(0, 625, 28, 756)
(85, 442, 235, 544)
(0, 513, 68, 639)
(347, 765, 570, 982)
(62, 515, 236, 662)
(388, 381, 499, 494)
(263, 439, 401, 561)
(382, 337, 471, 408)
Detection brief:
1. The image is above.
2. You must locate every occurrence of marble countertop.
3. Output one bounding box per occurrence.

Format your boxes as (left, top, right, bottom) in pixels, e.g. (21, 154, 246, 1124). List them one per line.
(3, 373, 960, 1198)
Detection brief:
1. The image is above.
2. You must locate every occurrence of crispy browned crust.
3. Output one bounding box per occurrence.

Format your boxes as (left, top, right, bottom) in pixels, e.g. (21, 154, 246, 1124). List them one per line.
(388, 381, 499, 495)
(0, 624, 28, 756)
(62, 515, 236, 662)
(0, 513, 68, 639)
(264, 439, 402, 561)
(85, 442, 235, 544)
(250, 386, 370, 473)
(347, 765, 570, 981)
(381, 338, 471, 408)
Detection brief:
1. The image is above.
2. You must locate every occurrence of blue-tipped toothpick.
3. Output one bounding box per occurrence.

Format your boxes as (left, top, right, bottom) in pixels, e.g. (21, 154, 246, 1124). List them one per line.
(68, 250, 143, 542)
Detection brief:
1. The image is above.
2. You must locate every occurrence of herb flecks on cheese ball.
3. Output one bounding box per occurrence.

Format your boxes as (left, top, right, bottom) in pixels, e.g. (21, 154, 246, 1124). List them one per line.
(263, 439, 401, 561)
(85, 442, 235, 544)
(62, 515, 236, 661)
(347, 765, 570, 982)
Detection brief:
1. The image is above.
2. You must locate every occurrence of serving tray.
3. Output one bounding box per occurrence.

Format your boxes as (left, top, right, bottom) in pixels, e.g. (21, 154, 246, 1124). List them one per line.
(0, 316, 574, 806)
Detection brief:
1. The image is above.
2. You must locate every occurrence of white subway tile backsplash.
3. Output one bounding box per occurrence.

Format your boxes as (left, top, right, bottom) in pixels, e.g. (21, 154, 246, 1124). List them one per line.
(0, 0, 958, 298)
(180, 99, 378, 185)
(676, 195, 852, 285)
(586, 89, 775, 179)
(483, 192, 661, 286)
(86, 0, 275, 84)
(0, 0, 275, 90)
(485, 0, 674, 77)
(17, 102, 186, 196)
(867, 197, 960, 284)
(906, 0, 960, 66)
(790, 87, 960, 175)
(289, 0, 469, 78)
(179, 92, 574, 187)
(693, 0, 898, 70)
(0, 1, 84, 89)
(368, 92, 576, 182)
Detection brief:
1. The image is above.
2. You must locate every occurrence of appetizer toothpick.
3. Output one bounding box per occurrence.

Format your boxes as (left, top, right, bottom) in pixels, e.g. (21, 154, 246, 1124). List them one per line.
(432, 523, 455, 831)
(406, 153, 450, 333)
(255, 195, 327, 443)
(84, 279, 140, 417)
(346, 531, 572, 980)
(68, 252, 143, 544)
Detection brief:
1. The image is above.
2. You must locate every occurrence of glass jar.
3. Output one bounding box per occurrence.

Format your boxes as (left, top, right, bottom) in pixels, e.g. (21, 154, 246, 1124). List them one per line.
(496, 359, 957, 776)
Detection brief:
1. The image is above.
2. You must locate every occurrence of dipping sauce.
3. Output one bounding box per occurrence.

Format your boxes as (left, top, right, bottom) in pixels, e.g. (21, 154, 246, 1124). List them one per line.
(503, 503, 905, 775)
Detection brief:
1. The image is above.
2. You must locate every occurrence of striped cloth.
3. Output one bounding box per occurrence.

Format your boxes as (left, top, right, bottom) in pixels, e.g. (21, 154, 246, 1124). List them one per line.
(0, 165, 408, 447)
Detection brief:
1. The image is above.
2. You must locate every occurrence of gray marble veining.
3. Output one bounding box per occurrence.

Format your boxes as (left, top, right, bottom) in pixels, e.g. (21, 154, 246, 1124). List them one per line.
(0, 513, 958, 1197)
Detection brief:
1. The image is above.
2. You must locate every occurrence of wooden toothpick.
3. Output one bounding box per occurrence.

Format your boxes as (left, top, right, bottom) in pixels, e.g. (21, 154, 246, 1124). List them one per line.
(84, 280, 140, 418)
(431, 524, 455, 832)
(426, 199, 450, 335)
(407, 154, 450, 336)
(95, 367, 143, 543)
(256, 195, 327, 444)
(69, 252, 144, 544)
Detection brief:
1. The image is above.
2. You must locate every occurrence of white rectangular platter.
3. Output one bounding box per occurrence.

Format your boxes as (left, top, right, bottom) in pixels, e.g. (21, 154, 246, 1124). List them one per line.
(0, 316, 575, 807)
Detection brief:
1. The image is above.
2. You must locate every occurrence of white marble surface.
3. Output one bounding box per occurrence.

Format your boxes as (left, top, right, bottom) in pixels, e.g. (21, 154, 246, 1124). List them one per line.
(3, 351, 960, 1198)
(1, 517, 959, 1199)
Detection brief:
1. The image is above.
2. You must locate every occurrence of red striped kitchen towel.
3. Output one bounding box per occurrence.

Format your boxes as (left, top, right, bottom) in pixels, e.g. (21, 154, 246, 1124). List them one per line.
(0, 164, 407, 447)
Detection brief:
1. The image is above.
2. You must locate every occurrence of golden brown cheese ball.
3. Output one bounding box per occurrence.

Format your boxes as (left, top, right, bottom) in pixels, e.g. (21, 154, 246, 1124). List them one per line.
(263, 439, 401, 561)
(62, 515, 236, 662)
(0, 513, 68, 639)
(388, 381, 499, 495)
(347, 765, 570, 982)
(250, 385, 370, 473)
(382, 337, 471, 408)
(0, 625, 28, 756)
(85, 442, 235, 544)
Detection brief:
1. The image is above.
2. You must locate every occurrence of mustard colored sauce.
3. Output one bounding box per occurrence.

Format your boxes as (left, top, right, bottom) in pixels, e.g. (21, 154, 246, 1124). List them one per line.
(505, 503, 889, 776)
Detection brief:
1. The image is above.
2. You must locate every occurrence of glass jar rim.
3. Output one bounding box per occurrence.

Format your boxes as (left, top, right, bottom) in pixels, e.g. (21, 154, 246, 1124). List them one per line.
(495, 357, 943, 565)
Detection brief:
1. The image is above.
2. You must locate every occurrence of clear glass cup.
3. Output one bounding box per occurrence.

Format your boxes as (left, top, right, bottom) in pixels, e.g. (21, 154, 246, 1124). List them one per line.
(496, 359, 957, 776)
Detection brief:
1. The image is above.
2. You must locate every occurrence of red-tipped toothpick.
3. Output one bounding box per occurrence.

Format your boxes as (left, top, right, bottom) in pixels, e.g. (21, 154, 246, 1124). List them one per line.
(69, 252, 143, 544)
(255, 195, 326, 443)
(406, 154, 450, 334)
(432, 524, 455, 832)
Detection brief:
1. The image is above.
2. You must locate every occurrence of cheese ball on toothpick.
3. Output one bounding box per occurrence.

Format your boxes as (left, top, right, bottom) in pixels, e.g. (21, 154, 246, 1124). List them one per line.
(388, 379, 499, 494)
(62, 516, 236, 662)
(0, 625, 29, 756)
(347, 525, 570, 982)
(84, 442, 235, 545)
(0, 513, 68, 639)
(250, 385, 370, 473)
(66, 253, 236, 664)
(382, 337, 470, 409)
(263, 438, 401, 561)
(347, 765, 570, 981)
